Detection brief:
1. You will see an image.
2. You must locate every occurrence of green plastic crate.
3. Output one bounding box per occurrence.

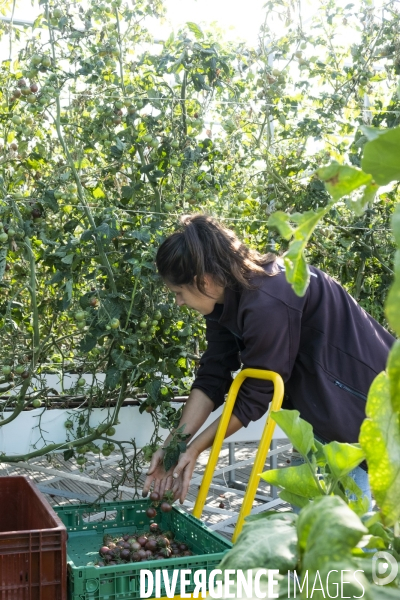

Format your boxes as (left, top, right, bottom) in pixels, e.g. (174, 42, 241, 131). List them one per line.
(54, 499, 232, 600)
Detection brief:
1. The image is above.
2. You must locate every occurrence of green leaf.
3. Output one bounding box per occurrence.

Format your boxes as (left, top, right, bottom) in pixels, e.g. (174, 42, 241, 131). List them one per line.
(43, 190, 59, 213)
(186, 22, 204, 39)
(140, 163, 156, 174)
(121, 186, 134, 200)
(163, 445, 180, 472)
(261, 463, 322, 499)
(392, 203, 400, 247)
(360, 125, 388, 142)
(299, 494, 368, 552)
(92, 187, 105, 199)
(79, 334, 98, 353)
(359, 371, 400, 526)
(80, 229, 94, 242)
(105, 366, 121, 389)
(283, 246, 309, 296)
(279, 489, 311, 509)
(63, 449, 74, 461)
(322, 442, 365, 480)
(317, 162, 372, 200)
(218, 512, 298, 572)
(361, 126, 400, 185)
(270, 409, 314, 457)
(385, 250, 400, 335)
(388, 339, 400, 412)
(298, 496, 371, 600)
(267, 211, 294, 240)
(282, 206, 333, 296)
(145, 379, 161, 402)
(348, 182, 379, 216)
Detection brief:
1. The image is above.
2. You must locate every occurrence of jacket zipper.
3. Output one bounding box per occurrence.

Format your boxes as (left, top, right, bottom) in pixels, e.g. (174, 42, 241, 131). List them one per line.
(334, 380, 366, 402)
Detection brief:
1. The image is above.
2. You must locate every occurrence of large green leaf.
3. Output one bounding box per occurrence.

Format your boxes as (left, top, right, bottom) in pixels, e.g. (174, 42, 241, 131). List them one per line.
(392, 203, 400, 247)
(317, 162, 372, 200)
(268, 211, 294, 240)
(261, 463, 323, 499)
(322, 441, 365, 480)
(279, 489, 311, 509)
(299, 496, 371, 600)
(361, 125, 400, 185)
(298, 495, 367, 552)
(386, 250, 400, 336)
(348, 181, 379, 216)
(359, 371, 400, 526)
(218, 512, 298, 572)
(270, 410, 314, 457)
(388, 339, 400, 412)
(284, 206, 334, 296)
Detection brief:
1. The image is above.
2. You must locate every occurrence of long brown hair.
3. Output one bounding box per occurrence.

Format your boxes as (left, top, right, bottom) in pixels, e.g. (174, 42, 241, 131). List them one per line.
(156, 214, 277, 294)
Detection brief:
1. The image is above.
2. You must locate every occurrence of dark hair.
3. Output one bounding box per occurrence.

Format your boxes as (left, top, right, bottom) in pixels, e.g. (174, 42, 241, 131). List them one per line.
(156, 214, 277, 294)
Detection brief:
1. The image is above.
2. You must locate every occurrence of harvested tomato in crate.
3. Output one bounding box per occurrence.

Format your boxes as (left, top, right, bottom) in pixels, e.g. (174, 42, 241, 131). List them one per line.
(0, 476, 67, 600)
(54, 499, 232, 600)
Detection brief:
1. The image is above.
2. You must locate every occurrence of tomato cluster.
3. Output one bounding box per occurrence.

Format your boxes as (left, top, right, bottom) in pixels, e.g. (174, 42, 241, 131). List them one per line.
(96, 522, 192, 566)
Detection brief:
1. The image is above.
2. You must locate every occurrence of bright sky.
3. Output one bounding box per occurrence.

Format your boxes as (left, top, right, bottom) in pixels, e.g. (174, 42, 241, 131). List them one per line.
(3, 0, 275, 47)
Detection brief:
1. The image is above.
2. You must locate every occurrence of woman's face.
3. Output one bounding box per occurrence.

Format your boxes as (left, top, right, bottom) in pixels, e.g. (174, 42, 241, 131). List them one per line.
(165, 276, 225, 315)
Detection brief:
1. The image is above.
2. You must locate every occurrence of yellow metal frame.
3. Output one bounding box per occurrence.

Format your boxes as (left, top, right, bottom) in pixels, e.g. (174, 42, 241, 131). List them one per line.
(155, 368, 284, 600)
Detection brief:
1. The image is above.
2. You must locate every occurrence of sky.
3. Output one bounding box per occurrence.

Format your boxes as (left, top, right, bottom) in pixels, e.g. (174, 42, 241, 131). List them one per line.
(2, 0, 269, 47)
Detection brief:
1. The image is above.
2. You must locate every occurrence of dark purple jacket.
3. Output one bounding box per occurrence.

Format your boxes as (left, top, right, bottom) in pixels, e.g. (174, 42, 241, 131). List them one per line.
(192, 262, 394, 445)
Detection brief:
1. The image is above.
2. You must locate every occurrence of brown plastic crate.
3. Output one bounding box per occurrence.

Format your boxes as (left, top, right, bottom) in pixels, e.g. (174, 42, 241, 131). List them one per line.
(0, 476, 67, 600)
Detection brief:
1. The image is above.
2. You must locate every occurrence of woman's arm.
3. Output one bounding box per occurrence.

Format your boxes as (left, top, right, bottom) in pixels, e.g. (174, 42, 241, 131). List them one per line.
(142, 388, 215, 498)
(142, 388, 244, 502)
(171, 412, 244, 503)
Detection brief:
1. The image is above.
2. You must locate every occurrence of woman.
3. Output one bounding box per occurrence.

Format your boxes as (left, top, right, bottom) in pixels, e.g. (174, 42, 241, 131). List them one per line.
(142, 214, 394, 505)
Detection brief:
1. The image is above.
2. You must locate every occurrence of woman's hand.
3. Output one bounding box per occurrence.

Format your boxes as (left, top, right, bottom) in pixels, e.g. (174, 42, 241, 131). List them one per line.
(142, 448, 175, 499)
(170, 445, 200, 504)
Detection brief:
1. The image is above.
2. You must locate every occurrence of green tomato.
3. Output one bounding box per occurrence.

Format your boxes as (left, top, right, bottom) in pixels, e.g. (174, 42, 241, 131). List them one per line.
(76, 457, 87, 466)
(2, 365, 12, 375)
(139, 321, 148, 329)
(0, 232, 8, 243)
(149, 138, 159, 148)
(170, 140, 179, 149)
(170, 158, 179, 166)
(32, 399, 42, 408)
(41, 56, 51, 68)
(238, 192, 247, 201)
(76, 321, 85, 330)
(153, 310, 162, 320)
(102, 448, 111, 457)
(77, 377, 86, 387)
(110, 318, 120, 329)
(107, 426, 116, 436)
(31, 53, 42, 66)
(11, 115, 22, 125)
(164, 202, 174, 211)
(15, 365, 25, 375)
(64, 420, 74, 429)
(143, 134, 153, 143)
(75, 311, 86, 321)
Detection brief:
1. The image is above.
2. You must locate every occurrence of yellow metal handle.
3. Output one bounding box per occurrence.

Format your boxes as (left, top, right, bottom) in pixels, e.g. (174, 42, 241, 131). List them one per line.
(192, 368, 284, 543)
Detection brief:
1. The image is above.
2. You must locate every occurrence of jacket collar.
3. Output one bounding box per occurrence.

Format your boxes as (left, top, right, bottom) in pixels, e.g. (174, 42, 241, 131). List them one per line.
(205, 285, 243, 338)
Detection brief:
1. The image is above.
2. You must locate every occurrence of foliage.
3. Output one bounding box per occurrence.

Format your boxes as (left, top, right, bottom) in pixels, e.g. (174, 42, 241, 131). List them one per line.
(260, 409, 369, 514)
(0, 0, 399, 488)
(216, 72, 400, 600)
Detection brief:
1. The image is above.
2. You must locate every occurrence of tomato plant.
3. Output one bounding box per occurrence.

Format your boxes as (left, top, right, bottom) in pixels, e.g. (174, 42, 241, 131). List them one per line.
(0, 0, 398, 500)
